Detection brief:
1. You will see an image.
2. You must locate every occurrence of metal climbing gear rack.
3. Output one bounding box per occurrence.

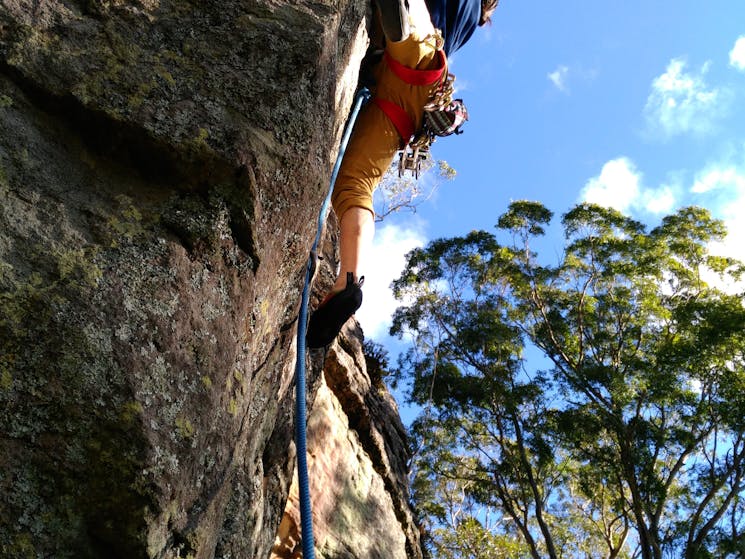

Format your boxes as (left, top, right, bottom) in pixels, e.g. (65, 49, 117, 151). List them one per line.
(397, 66, 467, 178)
(398, 141, 430, 178)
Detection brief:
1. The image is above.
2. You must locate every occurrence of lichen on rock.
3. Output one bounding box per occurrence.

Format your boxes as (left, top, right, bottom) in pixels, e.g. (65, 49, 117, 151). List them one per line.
(1, 0, 422, 557)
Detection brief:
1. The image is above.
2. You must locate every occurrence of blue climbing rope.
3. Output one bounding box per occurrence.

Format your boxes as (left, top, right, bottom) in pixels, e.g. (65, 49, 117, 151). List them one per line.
(294, 87, 371, 559)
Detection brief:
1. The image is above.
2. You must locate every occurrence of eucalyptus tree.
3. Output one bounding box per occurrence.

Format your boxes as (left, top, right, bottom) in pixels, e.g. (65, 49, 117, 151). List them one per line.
(391, 201, 745, 559)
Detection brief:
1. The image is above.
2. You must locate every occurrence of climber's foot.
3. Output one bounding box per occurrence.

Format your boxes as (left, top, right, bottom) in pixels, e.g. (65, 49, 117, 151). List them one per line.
(377, 0, 410, 42)
(306, 272, 364, 349)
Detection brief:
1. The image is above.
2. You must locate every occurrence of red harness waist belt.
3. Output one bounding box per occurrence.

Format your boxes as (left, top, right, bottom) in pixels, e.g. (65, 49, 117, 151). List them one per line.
(384, 50, 446, 86)
(373, 50, 447, 142)
(373, 97, 415, 143)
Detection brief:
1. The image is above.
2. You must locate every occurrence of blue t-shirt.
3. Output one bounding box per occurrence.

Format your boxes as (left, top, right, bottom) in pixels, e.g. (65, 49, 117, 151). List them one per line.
(425, 0, 481, 56)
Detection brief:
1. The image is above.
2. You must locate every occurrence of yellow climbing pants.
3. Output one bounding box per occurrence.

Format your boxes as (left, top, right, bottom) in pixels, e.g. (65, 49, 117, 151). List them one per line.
(331, 30, 445, 220)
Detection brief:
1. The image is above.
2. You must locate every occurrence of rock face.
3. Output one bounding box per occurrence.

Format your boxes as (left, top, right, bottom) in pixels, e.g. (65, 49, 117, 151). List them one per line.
(0, 1, 421, 558)
(271, 322, 422, 559)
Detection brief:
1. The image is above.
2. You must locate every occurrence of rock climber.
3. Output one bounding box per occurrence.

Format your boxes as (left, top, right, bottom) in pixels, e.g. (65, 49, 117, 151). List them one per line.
(306, 0, 499, 348)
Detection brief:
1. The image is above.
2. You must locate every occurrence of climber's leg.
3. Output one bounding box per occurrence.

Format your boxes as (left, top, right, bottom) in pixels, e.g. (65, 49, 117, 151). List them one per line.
(307, 9, 440, 347)
(305, 207, 373, 348)
(325, 100, 397, 297)
(332, 206, 374, 294)
(376, 0, 410, 43)
(306, 104, 393, 348)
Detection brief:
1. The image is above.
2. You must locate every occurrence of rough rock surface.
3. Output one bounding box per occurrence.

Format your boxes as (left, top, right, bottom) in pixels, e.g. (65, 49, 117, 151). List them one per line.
(0, 0, 421, 557)
(271, 323, 422, 559)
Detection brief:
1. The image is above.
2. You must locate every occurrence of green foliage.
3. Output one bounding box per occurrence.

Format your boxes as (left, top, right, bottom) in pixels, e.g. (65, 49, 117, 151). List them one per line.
(363, 339, 392, 386)
(393, 201, 745, 559)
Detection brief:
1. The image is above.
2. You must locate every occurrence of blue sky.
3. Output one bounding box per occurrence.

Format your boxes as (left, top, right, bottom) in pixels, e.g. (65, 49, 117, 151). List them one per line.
(355, 1, 745, 387)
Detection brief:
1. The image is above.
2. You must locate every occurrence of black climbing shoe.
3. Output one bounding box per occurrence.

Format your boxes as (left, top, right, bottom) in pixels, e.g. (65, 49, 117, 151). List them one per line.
(306, 272, 364, 349)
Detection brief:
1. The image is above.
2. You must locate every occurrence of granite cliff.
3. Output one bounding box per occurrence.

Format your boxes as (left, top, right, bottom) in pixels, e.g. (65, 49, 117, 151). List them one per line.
(0, 0, 421, 557)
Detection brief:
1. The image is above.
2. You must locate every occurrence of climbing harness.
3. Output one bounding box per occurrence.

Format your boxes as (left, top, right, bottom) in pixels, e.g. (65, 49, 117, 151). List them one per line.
(374, 44, 468, 179)
(397, 93, 468, 177)
(294, 87, 371, 559)
(396, 87, 468, 178)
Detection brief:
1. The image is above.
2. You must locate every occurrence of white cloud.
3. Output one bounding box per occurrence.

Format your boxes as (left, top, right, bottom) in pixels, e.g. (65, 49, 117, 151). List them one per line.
(644, 58, 723, 138)
(548, 65, 569, 92)
(641, 185, 677, 214)
(580, 154, 745, 292)
(714, 214, 745, 273)
(453, 76, 470, 95)
(580, 157, 679, 215)
(580, 157, 641, 213)
(691, 166, 745, 194)
(729, 36, 745, 71)
(355, 221, 427, 339)
(691, 162, 745, 264)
